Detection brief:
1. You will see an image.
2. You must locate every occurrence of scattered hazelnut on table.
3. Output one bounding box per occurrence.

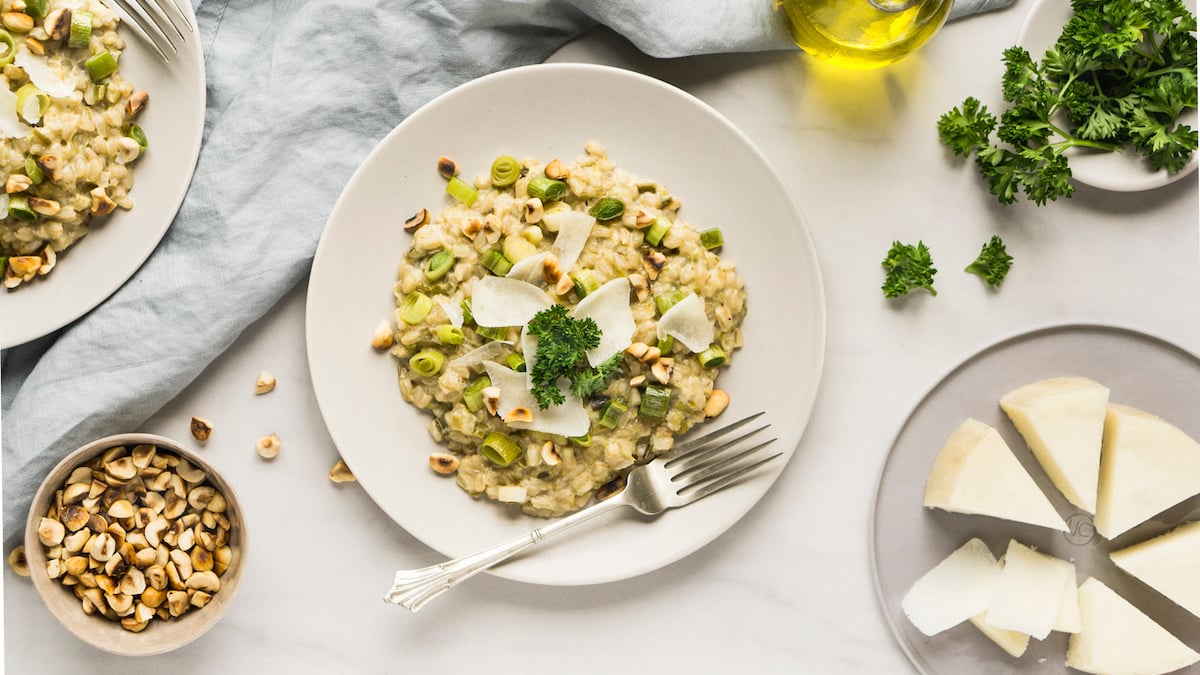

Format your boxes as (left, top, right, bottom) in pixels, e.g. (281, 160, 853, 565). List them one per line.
(255, 434, 281, 460)
(428, 454, 459, 475)
(371, 320, 394, 351)
(7, 546, 29, 577)
(254, 370, 276, 395)
(190, 417, 213, 442)
(328, 459, 356, 484)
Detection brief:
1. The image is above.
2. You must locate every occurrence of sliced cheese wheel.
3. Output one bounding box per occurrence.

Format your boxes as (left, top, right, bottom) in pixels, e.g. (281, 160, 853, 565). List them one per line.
(481, 362, 589, 438)
(901, 538, 1001, 636)
(544, 211, 594, 274)
(969, 613, 1030, 658)
(1110, 521, 1200, 619)
(14, 51, 76, 98)
(985, 540, 1074, 639)
(1094, 403, 1200, 539)
(657, 293, 714, 353)
(573, 277, 634, 367)
(999, 377, 1109, 513)
(924, 419, 1067, 531)
(469, 276, 553, 328)
(1067, 578, 1200, 675)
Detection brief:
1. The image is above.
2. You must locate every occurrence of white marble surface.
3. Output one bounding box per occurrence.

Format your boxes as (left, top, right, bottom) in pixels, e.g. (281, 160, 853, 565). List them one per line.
(5, 7, 1199, 673)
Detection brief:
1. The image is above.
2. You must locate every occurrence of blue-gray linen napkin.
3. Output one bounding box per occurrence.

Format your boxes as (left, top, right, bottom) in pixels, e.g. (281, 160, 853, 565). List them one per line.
(1, 0, 1013, 539)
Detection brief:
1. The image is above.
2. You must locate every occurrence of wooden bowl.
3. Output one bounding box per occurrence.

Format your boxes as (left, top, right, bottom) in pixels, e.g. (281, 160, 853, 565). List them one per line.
(25, 433, 247, 656)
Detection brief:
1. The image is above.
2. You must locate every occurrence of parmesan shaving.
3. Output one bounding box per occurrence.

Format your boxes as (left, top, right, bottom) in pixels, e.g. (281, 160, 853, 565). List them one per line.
(0, 85, 31, 139)
(574, 277, 635, 366)
(469, 276, 553, 328)
(544, 211, 595, 274)
(482, 362, 589, 438)
(447, 340, 513, 369)
(437, 299, 464, 328)
(505, 252, 548, 285)
(15, 51, 77, 99)
(657, 293, 714, 353)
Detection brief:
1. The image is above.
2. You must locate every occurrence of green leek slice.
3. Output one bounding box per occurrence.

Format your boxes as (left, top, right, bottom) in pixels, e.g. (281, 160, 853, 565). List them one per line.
(526, 175, 567, 201)
(68, 11, 92, 49)
(638, 385, 672, 421)
(398, 291, 432, 324)
(588, 197, 625, 221)
(436, 324, 463, 345)
(481, 432, 521, 467)
(84, 50, 118, 82)
(445, 176, 477, 206)
(0, 30, 16, 67)
(463, 375, 491, 412)
(409, 349, 445, 377)
(14, 84, 49, 124)
(423, 249, 455, 281)
(645, 217, 672, 246)
(490, 155, 520, 188)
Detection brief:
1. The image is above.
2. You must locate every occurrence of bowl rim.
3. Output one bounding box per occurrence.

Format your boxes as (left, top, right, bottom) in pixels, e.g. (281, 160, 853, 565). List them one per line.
(24, 432, 247, 657)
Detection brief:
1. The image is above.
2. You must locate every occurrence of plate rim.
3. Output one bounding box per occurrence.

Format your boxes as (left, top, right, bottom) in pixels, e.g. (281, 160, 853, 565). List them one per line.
(869, 320, 1200, 674)
(304, 61, 828, 586)
(0, 5, 207, 349)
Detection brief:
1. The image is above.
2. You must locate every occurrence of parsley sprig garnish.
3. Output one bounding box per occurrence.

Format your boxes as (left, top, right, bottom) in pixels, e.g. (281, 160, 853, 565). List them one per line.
(965, 235, 1014, 288)
(882, 240, 938, 299)
(526, 305, 622, 409)
(938, 0, 1198, 205)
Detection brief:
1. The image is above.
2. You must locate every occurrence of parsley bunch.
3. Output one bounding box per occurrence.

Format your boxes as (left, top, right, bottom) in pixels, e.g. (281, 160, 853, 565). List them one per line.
(526, 305, 622, 409)
(938, 0, 1198, 205)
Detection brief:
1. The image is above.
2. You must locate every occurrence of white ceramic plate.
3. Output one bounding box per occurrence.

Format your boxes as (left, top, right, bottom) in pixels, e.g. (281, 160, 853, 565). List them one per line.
(873, 324, 1200, 673)
(306, 63, 826, 586)
(1017, 0, 1199, 192)
(0, 5, 206, 349)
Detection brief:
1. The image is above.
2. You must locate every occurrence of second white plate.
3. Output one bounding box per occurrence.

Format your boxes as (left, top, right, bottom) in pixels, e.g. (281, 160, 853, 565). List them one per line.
(306, 63, 827, 585)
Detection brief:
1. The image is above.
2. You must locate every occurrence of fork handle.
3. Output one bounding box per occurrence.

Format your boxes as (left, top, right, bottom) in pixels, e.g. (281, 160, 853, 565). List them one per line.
(383, 494, 629, 612)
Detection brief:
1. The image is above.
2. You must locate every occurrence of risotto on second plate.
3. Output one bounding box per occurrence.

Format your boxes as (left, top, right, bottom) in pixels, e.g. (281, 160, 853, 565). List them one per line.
(384, 141, 747, 517)
(0, 0, 148, 289)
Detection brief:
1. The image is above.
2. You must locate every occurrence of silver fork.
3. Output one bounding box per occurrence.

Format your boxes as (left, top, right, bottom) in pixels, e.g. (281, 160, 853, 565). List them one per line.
(102, 0, 194, 63)
(383, 412, 779, 612)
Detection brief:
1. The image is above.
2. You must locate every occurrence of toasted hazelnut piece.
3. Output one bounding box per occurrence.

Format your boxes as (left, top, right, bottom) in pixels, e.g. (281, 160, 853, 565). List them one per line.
(174, 459, 206, 484)
(213, 512, 230, 531)
(106, 592, 134, 616)
(177, 528, 196, 553)
(7, 546, 29, 577)
(189, 416, 213, 442)
(642, 251, 667, 280)
(190, 590, 213, 608)
(165, 560, 185, 589)
(170, 549, 193, 580)
(119, 567, 147, 596)
(145, 564, 167, 591)
(105, 456, 137, 482)
(95, 573, 118, 594)
(44, 7, 70, 40)
(144, 517, 168, 549)
(595, 475, 627, 502)
(147, 471, 172, 492)
(24, 36, 43, 55)
(163, 491, 186, 520)
(28, 197, 60, 216)
(64, 555, 89, 577)
(428, 453, 459, 475)
(190, 547, 213, 572)
(142, 491, 166, 514)
(543, 159, 569, 180)
(81, 594, 98, 615)
(460, 217, 482, 238)
(635, 209, 656, 228)
(62, 482, 90, 506)
(103, 551, 128, 578)
(38, 517, 66, 547)
(639, 346, 662, 364)
(127, 445, 155, 471)
(5, 174, 31, 193)
(101, 445, 128, 463)
(132, 601, 155, 623)
(186, 569, 220, 592)
(554, 274, 575, 296)
(256, 433, 281, 460)
(504, 406, 533, 424)
(628, 273, 650, 302)
(213, 545, 232, 576)
(35, 155, 62, 182)
(328, 459, 356, 483)
(107, 499, 135, 519)
(254, 370, 276, 395)
(626, 342, 649, 360)
(8, 255, 41, 282)
(140, 585, 165, 608)
(404, 207, 430, 231)
(1, 12, 34, 33)
(436, 156, 458, 178)
(45, 558, 64, 579)
(66, 465, 94, 486)
(482, 386, 502, 416)
(540, 441, 561, 466)
(126, 90, 148, 116)
(85, 513, 108, 534)
(196, 487, 226, 513)
(703, 389, 730, 418)
(133, 547, 156, 568)
(541, 252, 563, 286)
(166, 590, 190, 617)
(629, 375, 647, 387)
(196, 529, 216, 552)
(524, 197, 544, 224)
(371, 319, 394, 350)
(651, 357, 674, 385)
(63, 528, 90, 553)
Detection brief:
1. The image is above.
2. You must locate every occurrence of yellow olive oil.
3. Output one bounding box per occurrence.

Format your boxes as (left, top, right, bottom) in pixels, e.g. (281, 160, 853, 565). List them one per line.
(777, 0, 953, 69)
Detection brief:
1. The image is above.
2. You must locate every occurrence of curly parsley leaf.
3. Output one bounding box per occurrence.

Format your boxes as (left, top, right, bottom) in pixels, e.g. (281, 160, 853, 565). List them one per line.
(881, 240, 938, 299)
(938, 0, 1198, 205)
(965, 235, 1014, 288)
(526, 305, 622, 409)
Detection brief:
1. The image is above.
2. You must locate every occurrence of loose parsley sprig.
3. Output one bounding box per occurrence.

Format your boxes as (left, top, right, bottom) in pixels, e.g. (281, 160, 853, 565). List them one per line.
(882, 240, 938, 299)
(525, 305, 621, 409)
(965, 235, 1013, 288)
(938, 0, 1198, 205)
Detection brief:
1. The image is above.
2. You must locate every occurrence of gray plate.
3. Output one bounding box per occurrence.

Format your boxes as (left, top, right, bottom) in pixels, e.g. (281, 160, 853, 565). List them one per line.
(872, 324, 1200, 674)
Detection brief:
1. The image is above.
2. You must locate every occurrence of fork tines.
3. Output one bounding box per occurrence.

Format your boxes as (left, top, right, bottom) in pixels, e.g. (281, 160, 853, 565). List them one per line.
(663, 412, 780, 501)
(103, 0, 193, 63)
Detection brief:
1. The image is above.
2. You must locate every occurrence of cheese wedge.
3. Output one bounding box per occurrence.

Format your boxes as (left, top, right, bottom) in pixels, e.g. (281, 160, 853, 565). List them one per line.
(969, 613, 1030, 657)
(1053, 562, 1082, 634)
(1067, 578, 1200, 675)
(985, 540, 1075, 639)
(1110, 521, 1200, 619)
(1094, 404, 1200, 540)
(999, 377, 1109, 513)
(924, 419, 1067, 531)
(902, 538, 1001, 636)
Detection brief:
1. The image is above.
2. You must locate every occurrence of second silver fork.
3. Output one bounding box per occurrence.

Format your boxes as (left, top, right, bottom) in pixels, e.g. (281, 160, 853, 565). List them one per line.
(383, 412, 779, 613)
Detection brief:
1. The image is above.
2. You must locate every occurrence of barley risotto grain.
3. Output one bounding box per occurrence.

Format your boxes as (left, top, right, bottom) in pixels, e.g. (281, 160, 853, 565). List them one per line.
(389, 142, 747, 517)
